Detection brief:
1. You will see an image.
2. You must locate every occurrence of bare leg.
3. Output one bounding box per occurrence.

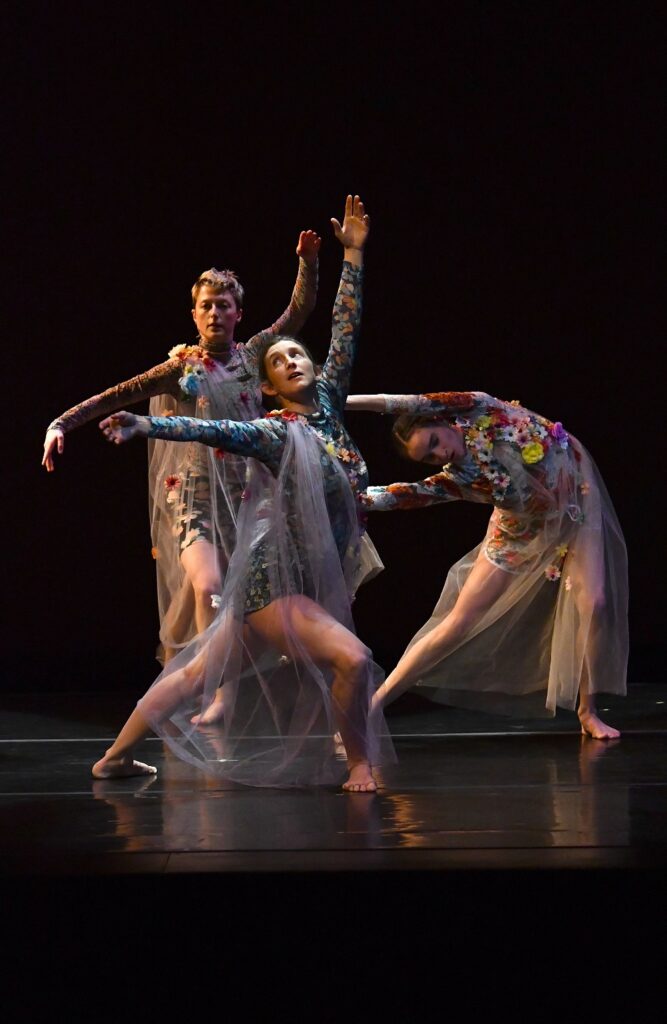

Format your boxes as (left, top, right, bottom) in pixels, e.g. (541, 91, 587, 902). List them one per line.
(371, 553, 513, 715)
(180, 539, 227, 724)
(578, 664, 620, 740)
(92, 641, 212, 777)
(92, 706, 157, 778)
(248, 597, 378, 792)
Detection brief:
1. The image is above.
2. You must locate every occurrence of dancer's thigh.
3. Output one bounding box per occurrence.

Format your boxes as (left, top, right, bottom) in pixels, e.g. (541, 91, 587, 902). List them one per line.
(247, 596, 365, 666)
(447, 550, 514, 626)
(180, 539, 222, 590)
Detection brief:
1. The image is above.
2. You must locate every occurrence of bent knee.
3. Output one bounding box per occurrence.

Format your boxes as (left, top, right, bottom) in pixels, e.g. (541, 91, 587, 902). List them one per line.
(192, 579, 222, 604)
(334, 643, 369, 680)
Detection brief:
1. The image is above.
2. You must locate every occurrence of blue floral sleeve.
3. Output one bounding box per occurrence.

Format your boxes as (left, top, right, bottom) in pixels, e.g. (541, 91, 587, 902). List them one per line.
(147, 415, 286, 468)
(365, 474, 465, 511)
(320, 261, 363, 411)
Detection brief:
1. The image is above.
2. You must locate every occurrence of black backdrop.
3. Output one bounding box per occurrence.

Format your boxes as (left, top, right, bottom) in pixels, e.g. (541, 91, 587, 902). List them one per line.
(5, 1, 664, 693)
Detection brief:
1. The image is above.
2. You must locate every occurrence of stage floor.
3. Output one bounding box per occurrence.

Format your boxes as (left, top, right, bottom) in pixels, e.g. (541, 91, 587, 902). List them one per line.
(1, 684, 666, 875)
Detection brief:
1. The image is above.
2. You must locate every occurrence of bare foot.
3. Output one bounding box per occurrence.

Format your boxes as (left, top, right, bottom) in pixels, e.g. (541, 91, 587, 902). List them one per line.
(342, 762, 378, 793)
(578, 710, 621, 740)
(92, 754, 157, 779)
(191, 694, 225, 726)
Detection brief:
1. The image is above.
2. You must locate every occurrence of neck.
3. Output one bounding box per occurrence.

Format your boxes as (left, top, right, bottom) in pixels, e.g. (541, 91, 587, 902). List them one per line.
(200, 337, 236, 362)
(278, 384, 319, 416)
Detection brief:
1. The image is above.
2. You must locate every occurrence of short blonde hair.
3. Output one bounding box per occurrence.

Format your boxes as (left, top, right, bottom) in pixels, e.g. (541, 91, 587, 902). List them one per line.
(191, 268, 244, 310)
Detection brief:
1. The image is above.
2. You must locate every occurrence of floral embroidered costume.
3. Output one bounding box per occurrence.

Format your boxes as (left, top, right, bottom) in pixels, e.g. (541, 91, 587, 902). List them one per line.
(47, 259, 317, 658)
(129, 263, 391, 786)
(366, 392, 628, 714)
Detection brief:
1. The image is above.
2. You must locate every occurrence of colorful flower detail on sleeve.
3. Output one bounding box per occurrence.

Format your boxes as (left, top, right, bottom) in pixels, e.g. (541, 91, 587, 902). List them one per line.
(544, 565, 562, 581)
(168, 345, 217, 398)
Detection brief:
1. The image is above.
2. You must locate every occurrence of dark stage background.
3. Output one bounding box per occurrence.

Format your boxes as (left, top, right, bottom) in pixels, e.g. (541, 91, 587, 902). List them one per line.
(5, 1, 664, 693)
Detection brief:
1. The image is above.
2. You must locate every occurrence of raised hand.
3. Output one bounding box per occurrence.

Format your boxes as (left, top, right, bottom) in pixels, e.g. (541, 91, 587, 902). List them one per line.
(331, 195, 370, 251)
(42, 427, 65, 472)
(296, 229, 321, 266)
(99, 411, 148, 444)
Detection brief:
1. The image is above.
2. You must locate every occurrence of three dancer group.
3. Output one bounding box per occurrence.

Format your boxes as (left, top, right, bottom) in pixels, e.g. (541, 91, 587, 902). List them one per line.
(44, 195, 628, 790)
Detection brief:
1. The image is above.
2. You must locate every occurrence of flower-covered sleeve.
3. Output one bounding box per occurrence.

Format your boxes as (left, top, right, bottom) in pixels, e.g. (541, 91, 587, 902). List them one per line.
(243, 257, 319, 373)
(364, 473, 465, 511)
(381, 392, 485, 416)
(146, 415, 286, 468)
(48, 360, 181, 433)
(319, 261, 363, 411)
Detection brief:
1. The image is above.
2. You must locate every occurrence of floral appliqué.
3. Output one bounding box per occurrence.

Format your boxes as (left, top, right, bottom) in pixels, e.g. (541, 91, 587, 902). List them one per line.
(164, 473, 182, 505)
(545, 542, 569, 583)
(168, 345, 217, 398)
(457, 408, 569, 502)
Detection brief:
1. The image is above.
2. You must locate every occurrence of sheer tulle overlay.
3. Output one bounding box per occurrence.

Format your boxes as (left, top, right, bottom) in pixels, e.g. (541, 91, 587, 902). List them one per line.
(408, 437, 628, 714)
(140, 422, 395, 787)
(148, 360, 262, 660)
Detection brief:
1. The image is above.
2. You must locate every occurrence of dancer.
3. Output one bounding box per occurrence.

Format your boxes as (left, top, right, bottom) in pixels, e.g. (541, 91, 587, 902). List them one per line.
(42, 233, 320, 675)
(94, 196, 391, 791)
(347, 390, 628, 738)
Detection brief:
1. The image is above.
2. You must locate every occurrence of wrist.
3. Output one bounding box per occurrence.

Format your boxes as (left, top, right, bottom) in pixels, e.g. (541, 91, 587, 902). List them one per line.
(344, 247, 364, 268)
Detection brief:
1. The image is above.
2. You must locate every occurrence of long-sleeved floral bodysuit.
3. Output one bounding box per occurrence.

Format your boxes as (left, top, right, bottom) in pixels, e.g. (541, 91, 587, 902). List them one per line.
(364, 391, 628, 714)
(48, 258, 317, 656)
(145, 263, 380, 610)
(129, 262, 391, 787)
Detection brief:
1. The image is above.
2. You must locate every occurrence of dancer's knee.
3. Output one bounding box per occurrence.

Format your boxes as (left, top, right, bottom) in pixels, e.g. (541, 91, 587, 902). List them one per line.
(333, 642, 369, 684)
(193, 578, 222, 608)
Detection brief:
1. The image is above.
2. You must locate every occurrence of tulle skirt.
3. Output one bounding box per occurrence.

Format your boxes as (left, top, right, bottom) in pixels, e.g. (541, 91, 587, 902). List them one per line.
(139, 423, 394, 787)
(408, 438, 628, 714)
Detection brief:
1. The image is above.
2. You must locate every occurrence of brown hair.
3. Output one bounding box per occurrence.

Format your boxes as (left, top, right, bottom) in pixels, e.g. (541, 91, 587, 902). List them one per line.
(392, 414, 445, 460)
(191, 268, 244, 310)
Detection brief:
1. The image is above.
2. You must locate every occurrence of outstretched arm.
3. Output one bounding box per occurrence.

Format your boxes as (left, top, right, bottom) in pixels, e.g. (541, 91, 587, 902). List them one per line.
(321, 195, 370, 407)
(42, 360, 181, 471)
(346, 392, 485, 416)
(244, 231, 320, 367)
(99, 411, 285, 466)
(364, 473, 465, 511)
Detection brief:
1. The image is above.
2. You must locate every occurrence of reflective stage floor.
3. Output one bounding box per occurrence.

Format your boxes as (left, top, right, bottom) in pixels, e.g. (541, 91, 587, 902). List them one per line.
(3, 686, 666, 1010)
(1, 684, 665, 874)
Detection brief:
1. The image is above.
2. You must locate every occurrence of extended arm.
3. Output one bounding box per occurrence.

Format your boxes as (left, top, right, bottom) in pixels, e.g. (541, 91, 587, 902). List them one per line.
(346, 392, 484, 416)
(99, 411, 285, 467)
(243, 231, 320, 369)
(320, 196, 370, 408)
(42, 359, 181, 471)
(364, 473, 465, 511)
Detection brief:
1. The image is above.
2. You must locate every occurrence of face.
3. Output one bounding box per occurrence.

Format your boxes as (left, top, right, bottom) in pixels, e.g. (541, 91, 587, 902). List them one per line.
(191, 286, 242, 347)
(405, 424, 463, 466)
(261, 340, 316, 402)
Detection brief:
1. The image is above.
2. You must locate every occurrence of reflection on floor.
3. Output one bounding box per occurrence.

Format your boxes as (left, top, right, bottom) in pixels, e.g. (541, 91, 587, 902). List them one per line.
(1, 685, 665, 873)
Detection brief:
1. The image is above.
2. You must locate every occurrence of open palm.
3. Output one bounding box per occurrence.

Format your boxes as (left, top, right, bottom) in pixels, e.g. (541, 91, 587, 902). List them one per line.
(331, 195, 370, 249)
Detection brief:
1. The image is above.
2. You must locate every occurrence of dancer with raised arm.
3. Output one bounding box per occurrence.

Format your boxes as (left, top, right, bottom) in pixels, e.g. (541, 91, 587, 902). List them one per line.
(94, 197, 391, 791)
(43, 233, 319, 681)
(347, 390, 627, 738)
